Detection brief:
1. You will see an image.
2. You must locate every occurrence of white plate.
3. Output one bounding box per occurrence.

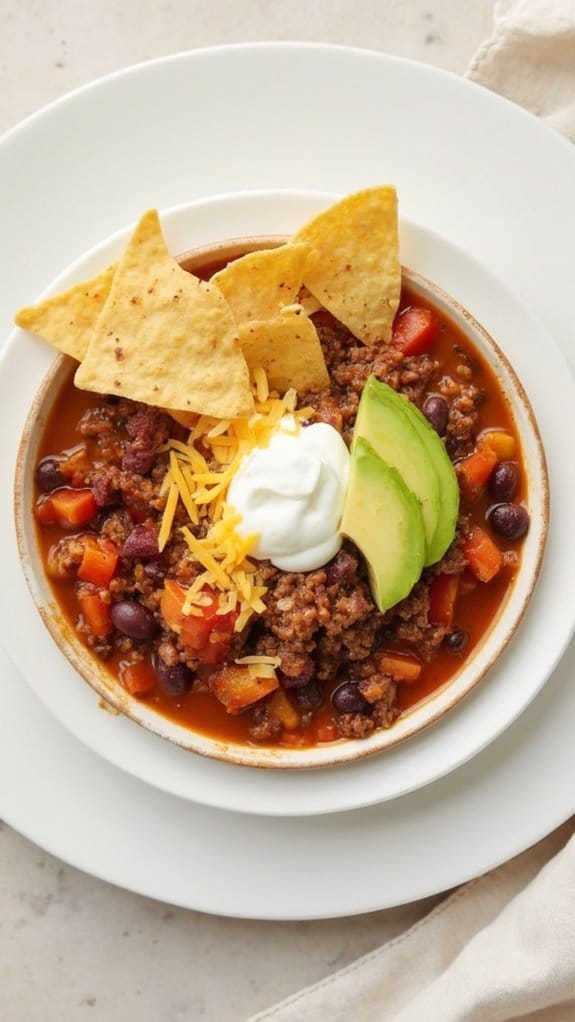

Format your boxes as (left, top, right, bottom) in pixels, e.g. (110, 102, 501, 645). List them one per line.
(4, 193, 569, 815)
(1, 44, 575, 916)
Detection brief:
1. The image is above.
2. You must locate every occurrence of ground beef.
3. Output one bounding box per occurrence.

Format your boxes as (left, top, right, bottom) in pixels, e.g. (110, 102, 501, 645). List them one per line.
(337, 712, 376, 739)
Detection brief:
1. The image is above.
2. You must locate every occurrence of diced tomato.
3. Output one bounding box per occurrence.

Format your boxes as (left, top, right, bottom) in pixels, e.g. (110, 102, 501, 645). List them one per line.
(456, 446, 498, 502)
(160, 579, 237, 661)
(428, 573, 460, 628)
(120, 659, 157, 697)
(77, 589, 113, 637)
(392, 306, 440, 355)
(379, 651, 422, 684)
(461, 527, 503, 583)
(35, 487, 97, 529)
(77, 536, 120, 587)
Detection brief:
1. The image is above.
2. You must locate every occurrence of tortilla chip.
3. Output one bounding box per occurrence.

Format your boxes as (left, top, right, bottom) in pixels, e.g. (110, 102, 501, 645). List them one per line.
(293, 186, 400, 345)
(238, 310, 329, 394)
(211, 242, 310, 322)
(74, 210, 254, 419)
(14, 265, 116, 361)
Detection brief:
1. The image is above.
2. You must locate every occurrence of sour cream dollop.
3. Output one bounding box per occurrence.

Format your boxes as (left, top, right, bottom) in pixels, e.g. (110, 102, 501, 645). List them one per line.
(227, 417, 350, 572)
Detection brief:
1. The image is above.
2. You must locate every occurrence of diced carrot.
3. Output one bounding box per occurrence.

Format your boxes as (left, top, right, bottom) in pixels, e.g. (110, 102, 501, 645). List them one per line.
(392, 306, 440, 355)
(456, 446, 498, 501)
(379, 651, 422, 684)
(461, 527, 503, 583)
(209, 663, 279, 714)
(120, 659, 157, 697)
(428, 573, 459, 628)
(479, 429, 516, 461)
(35, 487, 97, 528)
(77, 589, 113, 637)
(77, 537, 119, 587)
(268, 689, 300, 731)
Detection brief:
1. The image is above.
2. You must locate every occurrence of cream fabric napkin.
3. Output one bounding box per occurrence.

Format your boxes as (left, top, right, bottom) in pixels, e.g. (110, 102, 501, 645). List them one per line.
(249, 3, 575, 1019)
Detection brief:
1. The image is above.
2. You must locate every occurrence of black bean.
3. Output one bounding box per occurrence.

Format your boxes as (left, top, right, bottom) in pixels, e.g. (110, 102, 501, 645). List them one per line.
(443, 628, 469, 654)
(110, 600, 158, 640)
(422, 394, 448, 436)
(488, 461, 519, 503)
(294, 679, 324, 711)
(332, 682, 370, 714)
(36, 456, 65, 492)
(487, 503, 530, 541)
(155, 657, 194, 695)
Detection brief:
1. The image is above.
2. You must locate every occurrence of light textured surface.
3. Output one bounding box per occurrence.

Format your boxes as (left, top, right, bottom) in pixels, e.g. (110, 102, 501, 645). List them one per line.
(0, 3, 493, 1020)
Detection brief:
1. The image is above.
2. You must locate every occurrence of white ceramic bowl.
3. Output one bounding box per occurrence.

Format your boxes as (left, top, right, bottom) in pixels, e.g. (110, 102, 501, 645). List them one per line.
(14, 194, 549, 770)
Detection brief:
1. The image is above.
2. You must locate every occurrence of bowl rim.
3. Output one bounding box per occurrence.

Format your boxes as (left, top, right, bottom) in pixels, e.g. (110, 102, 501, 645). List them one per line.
(14, 242, 549, 770)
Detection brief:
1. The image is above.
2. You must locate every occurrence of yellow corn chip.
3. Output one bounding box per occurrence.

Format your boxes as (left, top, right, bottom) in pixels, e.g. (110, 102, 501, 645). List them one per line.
(74, 210, 254, 419)
(238, 309, 329, 394)
(211, 242, 309, 322)
(14, 264, 116, 361)
(294, 186, 400, 345)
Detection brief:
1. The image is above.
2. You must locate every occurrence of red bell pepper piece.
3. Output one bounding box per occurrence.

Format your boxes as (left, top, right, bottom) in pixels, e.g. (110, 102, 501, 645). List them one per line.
(392, 306, 440, 356)
(160, 579, 237, 662)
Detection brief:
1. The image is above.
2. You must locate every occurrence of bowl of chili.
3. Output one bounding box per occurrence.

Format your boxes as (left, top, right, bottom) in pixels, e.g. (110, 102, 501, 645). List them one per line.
(14, 192, 549, 769)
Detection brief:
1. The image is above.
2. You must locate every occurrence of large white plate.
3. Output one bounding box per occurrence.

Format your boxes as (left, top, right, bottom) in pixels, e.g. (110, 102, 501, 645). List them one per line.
(3, 193, 572, 816)
(1, 45, 575, 917)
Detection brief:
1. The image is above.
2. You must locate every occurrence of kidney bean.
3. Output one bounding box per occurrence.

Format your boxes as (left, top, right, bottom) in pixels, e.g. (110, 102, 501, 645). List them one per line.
(36, 456, 65, 492)
(443, 628, 469, 654)
(332, 682, 370, 714)
(110, 600, 158, 640)
(488, 462, 518, 502)
(155, 657, 194, 695)
(422, 394, 448, 436)
(121, 525, 160, 559)
(487, 503, 530, 541)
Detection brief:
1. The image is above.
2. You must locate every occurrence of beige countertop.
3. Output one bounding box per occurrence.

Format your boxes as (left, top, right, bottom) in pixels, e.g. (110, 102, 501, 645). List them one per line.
(0, 3, 493, 1020)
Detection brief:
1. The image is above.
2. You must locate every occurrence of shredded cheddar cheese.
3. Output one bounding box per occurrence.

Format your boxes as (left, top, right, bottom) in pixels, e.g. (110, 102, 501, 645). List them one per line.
(156, 371, 314, 631)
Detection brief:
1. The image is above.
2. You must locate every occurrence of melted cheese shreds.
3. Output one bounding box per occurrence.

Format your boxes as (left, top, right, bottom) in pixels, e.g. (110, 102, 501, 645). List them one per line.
(157, 380, 316, 620)
(235, 655, 281, 667)
(158, 481, 179, 552)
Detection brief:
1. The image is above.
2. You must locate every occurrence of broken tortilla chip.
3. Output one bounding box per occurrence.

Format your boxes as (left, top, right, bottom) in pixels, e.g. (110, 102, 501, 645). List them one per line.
(14, 264, 116, 361)
(238, 310, 329, 394)
(74, 210, 253, 419)
(211, 242, 310, 322)
(293, 186, 400, 345)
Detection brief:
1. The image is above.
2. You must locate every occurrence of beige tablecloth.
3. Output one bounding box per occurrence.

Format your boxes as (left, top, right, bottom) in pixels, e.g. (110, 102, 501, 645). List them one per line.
(249, 2, 575, 1019)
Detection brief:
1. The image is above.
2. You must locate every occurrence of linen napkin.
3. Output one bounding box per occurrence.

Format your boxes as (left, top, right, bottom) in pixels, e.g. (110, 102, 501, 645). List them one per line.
(248, 3, 575, 1019)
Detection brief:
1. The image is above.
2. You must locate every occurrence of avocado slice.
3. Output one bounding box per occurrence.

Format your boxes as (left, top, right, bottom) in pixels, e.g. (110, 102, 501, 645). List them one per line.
(357, 377, 459, 565)
(341, 437, 426, 613)
(353, 376, 440, 566)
